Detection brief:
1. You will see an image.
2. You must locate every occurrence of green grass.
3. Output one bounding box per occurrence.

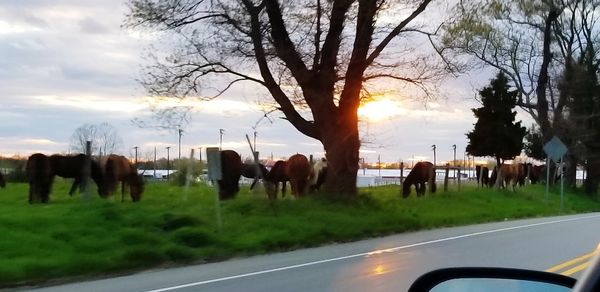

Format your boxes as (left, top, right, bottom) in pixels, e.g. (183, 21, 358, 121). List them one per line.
(0, 179, 598, 287)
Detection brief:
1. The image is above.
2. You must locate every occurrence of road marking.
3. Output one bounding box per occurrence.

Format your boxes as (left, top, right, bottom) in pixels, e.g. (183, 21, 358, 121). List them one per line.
(145, 214, 600, 292)
(546, 251, 598, 273)
(561, 262, 591, 276)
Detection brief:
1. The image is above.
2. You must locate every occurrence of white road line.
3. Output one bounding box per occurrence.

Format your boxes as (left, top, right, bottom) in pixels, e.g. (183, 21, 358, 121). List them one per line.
(145, 214, 600, 292)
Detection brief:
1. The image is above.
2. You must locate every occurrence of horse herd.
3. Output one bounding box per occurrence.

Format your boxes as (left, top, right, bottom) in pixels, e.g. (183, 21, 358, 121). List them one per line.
(25, 153, 144, 203)
(400, 162, 546, 197)
(19, 150, 328, 204)
(219, 150, 328, 201)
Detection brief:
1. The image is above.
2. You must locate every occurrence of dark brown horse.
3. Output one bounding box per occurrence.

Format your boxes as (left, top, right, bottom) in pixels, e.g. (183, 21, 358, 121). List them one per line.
(529, 164, 544, 184)
(49, 154, 104, 197)
(217, 150, 242, 200)
(0, 172, 5, 188)
(102, 154, 144, 202)
(402, 161, 436, 198)
(26, 153, 54, 203)
(264, 160, 288, 200)
(241, 162, 269, 190)
(308, 158, 328, 193)
(285, 154, 311, 198)
(475, 165, 490, 187)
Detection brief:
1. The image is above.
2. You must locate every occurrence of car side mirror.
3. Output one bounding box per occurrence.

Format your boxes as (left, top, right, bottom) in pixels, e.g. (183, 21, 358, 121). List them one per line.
(408, 267, 576, 292)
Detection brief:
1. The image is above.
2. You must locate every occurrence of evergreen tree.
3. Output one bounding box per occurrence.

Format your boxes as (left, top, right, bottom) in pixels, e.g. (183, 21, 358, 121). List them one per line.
(524, 125, 545, 161)
(466, 72, 526, 166)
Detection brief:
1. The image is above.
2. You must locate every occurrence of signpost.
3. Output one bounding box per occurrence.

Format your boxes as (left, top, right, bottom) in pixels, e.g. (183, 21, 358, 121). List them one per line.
(543, 136, 568, 212)
(206, 147, 223, 231)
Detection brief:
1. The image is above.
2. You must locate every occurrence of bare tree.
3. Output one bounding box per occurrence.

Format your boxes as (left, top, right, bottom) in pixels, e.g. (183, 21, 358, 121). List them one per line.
(125, 0, 447, 196)
(69, 123, 124, 155)
(442, 0, 600, 190)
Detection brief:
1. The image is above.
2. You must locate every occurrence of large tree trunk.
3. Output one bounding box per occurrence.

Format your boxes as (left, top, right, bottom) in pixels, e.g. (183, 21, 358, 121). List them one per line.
(585, 159, 600, 195)
(321, 115, 360, 197)
(564, 152, 578, 188)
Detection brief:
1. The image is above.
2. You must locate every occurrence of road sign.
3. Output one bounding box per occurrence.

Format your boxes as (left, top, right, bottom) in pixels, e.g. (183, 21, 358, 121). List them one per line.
(543, 136, 567, 163)
(206, 147, 222, 180)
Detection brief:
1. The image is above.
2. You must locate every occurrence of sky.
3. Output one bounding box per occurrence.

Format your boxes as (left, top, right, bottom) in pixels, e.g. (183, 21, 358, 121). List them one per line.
(0, 0, 534, 165)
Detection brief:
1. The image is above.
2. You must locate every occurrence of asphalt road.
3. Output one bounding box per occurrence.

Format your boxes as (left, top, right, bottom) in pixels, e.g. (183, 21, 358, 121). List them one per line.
(25, 213, 600, 292)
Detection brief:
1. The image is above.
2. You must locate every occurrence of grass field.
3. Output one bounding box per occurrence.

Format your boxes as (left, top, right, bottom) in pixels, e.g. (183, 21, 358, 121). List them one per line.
(0, 179, 598, 287)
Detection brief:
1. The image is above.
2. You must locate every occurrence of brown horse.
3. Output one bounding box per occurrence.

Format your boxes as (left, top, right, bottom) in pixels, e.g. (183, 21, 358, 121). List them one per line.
(50, 154, 104, 197)
(0, 172, 5, 188)
(402, 161, 436, 198)
(241, 162, 269, 190)
(285, 154, 311, 198)
(217, 150, 242, 200)
(102, 154, 144, 202)
(496, 163, 523, 191)
(26, 153, 54, 203)
(264, 160, 288, 200)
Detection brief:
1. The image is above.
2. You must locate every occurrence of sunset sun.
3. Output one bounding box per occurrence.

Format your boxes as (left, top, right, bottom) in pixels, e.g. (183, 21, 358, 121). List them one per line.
(357, 98, 405, 122)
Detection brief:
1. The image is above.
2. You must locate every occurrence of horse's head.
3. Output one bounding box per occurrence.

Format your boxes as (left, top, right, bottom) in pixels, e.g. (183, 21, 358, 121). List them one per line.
(401, 181, 411, 198)
(262, 178, 278, 200)
(129, 174, 145, 202)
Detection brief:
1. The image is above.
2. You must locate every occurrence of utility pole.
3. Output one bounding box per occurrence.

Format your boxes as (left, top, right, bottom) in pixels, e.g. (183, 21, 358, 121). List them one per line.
(178, 129, 183, 160)
(253, 131, 257, 153)
(166, 146, 171, 179)
(431, 144, 436, 166)
(452, 144, 457, 179)
(153, 146, 157, 180)
(133, 146, 139, 165)
(219, 129, 224, 150)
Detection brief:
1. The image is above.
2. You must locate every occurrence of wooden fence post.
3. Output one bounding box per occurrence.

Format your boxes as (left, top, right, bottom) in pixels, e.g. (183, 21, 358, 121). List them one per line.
(457, 167, 461, 191)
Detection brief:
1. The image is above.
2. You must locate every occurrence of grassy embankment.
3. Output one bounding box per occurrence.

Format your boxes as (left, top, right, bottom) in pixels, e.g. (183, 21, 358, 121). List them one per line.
(0, 179, 598, 287)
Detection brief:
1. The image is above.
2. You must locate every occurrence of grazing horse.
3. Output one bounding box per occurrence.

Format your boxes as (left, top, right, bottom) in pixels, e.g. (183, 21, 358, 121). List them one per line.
(102, 155, 144, 202)
(26, 153, 54, 203)
(217, 150, 242, 200)
(49, 154, 103, 197)
(496, 164, 522, 191)
(475, 165, 490, 187)
(308, 158, 328, 193)
(264, 160, 288, 200)
(402, 161, 436, 198)
(285, 154, 311, 198)
(529, 164, 544, 184)
(241, 162, 269, 190)
(0, 172, 5, 188)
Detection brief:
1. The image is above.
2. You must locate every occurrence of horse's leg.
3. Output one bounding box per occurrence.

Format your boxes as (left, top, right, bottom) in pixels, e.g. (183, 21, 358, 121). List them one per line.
(69, 178, 80, 196)
(121, 181, 125, 202)
(282, 181, 287, 198)
(28, 184, 34, 204)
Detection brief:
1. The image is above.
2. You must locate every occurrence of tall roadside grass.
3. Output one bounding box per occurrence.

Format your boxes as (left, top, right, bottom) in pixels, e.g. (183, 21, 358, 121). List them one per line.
(0, 179, 598, 287)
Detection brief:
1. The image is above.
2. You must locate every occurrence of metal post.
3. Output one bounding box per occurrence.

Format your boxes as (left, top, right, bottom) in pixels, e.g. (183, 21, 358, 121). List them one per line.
(219, 129, 224, 150)
(452, 144, 456, 182)
(545, 157, 550, 202)
(154, 146, 157, 180)
(431, 145, 436, 166)
(133, 146, 138, 165)
(560, 156, 564, 213)
(166, 146, 171, 180)
(178, 129, 183, 160)
(83, 141, 92, 199)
